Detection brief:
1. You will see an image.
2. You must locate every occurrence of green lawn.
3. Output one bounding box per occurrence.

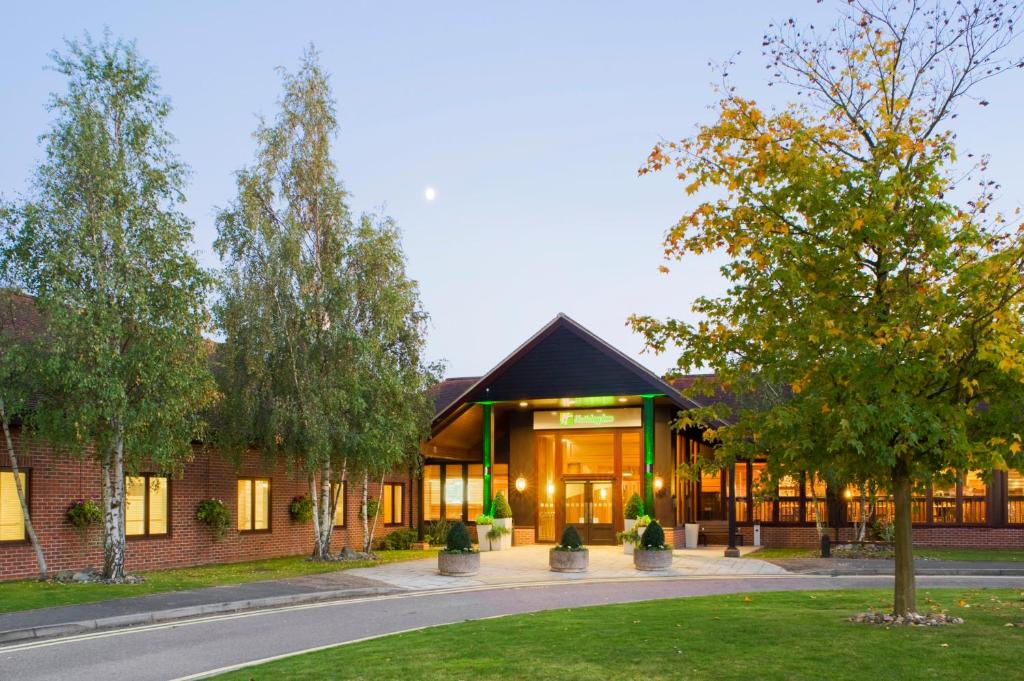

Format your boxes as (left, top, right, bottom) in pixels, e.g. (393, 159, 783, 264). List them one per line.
(743, 547, 1024, 562)
(214, 589, 1024, 681)
(0, 549, 437, 615)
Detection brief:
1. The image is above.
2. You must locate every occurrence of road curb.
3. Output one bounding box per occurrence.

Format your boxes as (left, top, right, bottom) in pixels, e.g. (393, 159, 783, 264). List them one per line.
(799, 569, 1024, 577)
(0, 586, 397, 646)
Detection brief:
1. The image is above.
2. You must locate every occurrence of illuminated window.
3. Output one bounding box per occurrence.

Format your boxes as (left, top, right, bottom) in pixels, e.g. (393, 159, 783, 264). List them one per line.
(962, 471, 987, 524)
(467, 464, 483, 518)
(492, 463, 509, 503)
(423, 465, 441, 521)
(381, 483, 404, 525)
(931, 473, 958, 524)
(0, 469, 28, 542)
(125, 474, 169, 537)
(238, 478, 271, 531)
(331, 482, 346, 527)
(621, 432, 643, 513)
(1009, 470, 1024, 525)
(444, 464, 464, 520)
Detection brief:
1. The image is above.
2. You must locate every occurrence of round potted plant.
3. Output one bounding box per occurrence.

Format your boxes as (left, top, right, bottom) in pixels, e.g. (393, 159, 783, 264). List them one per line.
(549, 525, 588, 572)
(474, 514, 494, 552)
(490, 492, 513, 550)
(437, 521, 480, 576)
(634, 520, 673, 570)
(618, 513, 650, 556)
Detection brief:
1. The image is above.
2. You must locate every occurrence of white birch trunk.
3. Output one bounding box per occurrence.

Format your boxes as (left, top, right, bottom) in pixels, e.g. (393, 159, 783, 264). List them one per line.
(101, 422, 127, 581)
(365, 472, 384, 553)
(0, 398, 48, 579)
(309, 473, 322, 559)
(361, 474, 369, 552)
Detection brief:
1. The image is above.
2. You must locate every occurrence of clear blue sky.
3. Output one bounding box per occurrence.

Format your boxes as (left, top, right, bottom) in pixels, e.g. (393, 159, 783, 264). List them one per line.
(2, 1, 1021, 378)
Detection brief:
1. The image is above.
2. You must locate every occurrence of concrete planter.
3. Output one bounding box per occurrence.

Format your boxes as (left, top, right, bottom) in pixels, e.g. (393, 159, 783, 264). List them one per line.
(549, 548, 589, 573)
(490, 517, 513, 550)
(634, 548, 673, 571)
(438, 551, 480, 576)
(475, 524, 492, 552)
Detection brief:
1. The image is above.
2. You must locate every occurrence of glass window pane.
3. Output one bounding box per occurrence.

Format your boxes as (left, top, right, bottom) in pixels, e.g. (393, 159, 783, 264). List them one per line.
(562, 433, 614, 475)
(963, 471, 986, 496)
(0, 471, 27, 541)
(237, 480, 252, 530)
(537, 434, 556, 541)
(751, 463, 772, 522)
(467, 464, 483, 518)
(492, 463, 509, 504)
(1010, 470, 1024, 524)
(393, 485, 403, 524)
(382, 484, 394, 523)
(333, 482, 345, 526)
(125, 476, 146, 536)
(148, 477, 168, 535)
(444, 465, 463, 519)
(700, 467, 723, 520)
(1009, 470, 1024, 495)
(423, 466, 441, 521)
(254, 480, 270, 530)
(620, 433, 643, 513)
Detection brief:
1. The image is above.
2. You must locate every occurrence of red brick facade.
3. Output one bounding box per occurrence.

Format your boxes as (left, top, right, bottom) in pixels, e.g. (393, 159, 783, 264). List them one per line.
(1, 428, 416, 581)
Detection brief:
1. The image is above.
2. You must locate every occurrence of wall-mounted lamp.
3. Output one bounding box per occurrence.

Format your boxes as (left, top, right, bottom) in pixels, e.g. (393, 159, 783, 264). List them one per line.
(519, 401, 529, 408)
(843, 488, 853, 500)
(515, 476, 527, 493)
(654, 475, 664, 492)
(546, 481, 555, 497)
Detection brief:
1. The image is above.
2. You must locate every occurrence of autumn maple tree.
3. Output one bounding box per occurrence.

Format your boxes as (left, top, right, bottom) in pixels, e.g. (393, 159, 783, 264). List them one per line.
(632, 0, 1024, 615)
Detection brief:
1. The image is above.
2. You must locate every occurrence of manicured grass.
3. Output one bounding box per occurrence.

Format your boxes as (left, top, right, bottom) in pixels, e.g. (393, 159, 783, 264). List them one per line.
(916, 548, 1024, 562)
(744, 547, 1024, 562)
(215, 588, 1024, 681)
(742, 547, 817, 559)
(0, 549, 437, 615)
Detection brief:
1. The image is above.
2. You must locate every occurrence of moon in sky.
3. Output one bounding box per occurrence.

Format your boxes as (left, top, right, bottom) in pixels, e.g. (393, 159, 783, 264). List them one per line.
(424, 187, 437, 201)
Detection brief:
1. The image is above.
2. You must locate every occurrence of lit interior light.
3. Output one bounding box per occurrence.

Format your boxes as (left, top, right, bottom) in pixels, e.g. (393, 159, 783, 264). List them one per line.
(519, 401, 528, 407)
(618, 397, 628, 403)
(843, 488, 853, 500)
(546, 481, 555, 496)
(515, 476, 527, 492)
(654, 476, 664, 492)
(599, 488, 607, 500)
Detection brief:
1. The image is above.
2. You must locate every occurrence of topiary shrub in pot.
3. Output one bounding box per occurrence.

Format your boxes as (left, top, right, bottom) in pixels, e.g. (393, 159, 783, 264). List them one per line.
(489, 492, 513, 550)
(437, 521, 480, 576)
(474, 514, 494, 552)
(634, 520, 673, 571)
(549, 524, 588, 573)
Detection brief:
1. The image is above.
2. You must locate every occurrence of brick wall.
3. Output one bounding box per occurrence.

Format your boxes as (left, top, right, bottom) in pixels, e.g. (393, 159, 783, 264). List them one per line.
(513, 527, 535, 546)
(1, 428, 416, 581)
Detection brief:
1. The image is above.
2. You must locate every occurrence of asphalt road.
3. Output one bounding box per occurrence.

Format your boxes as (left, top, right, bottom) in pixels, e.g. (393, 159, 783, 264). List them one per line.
(0, 575, 1019, 681)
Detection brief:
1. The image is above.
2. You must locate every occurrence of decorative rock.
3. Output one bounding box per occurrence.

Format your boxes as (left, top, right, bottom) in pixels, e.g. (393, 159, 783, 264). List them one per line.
(337, 546, 374, 561)
(438, 551, 480, 576)
(549, 548, 589, 573)
(848, 611, 964, 626)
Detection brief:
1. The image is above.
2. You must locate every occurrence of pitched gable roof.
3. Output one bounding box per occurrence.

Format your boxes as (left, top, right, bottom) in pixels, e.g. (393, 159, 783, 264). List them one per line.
(433, 313, 698, 427)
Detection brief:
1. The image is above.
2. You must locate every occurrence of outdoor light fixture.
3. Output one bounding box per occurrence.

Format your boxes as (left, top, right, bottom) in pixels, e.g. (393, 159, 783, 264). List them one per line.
(515, 476, 527, 492)
(654, 475, 664, 492)
(546, 481, 555, 496)
(618, 396, 628, 403)
(519, 401, 528, 407)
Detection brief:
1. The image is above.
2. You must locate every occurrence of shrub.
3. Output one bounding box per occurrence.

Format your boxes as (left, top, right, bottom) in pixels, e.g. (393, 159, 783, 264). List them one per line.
(474, 514, 494, 525)
(635, 514, 652, 528)
(557, 524, 584, 551)
(624, 493, 645, 520)
(640, 520, 667, 550)
(378, 527, 417, 550)
(445, 521, 475, 553)
(426, 519, 453, 545)
(288, 495, 313, 522)
(360, 497, 381, 521)
(486, 523, 511, 542)
(491, 492, 512, 519)
(196, 498, 231, 539)
(65, 499, 102, 539)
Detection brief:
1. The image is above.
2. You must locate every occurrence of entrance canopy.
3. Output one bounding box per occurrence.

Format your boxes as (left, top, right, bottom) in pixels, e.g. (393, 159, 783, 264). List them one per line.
(427, 313, 697, 446)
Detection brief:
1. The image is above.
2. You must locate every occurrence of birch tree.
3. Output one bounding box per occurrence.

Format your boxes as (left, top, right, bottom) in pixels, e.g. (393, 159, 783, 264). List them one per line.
(633, 1, 1024, 616)
(0, 290, 48, 578)
(3, 34, 215, 581)
(215, 48, 361, 560)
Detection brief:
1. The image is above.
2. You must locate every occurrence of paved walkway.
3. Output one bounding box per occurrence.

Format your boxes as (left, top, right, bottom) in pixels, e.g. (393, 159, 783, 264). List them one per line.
(346, 545, 786, 590)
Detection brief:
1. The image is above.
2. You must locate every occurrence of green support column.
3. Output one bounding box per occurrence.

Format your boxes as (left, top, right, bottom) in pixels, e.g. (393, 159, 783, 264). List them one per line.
(642, 396, 655, 516)
(481, 401, 493, 513)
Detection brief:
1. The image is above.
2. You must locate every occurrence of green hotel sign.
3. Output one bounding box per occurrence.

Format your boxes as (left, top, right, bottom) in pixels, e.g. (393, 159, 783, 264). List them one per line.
(534, 407, 641, 430)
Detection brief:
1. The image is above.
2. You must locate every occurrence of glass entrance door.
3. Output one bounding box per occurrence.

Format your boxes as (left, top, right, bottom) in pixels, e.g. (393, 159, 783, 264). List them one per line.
(564, 480, 615, 545)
